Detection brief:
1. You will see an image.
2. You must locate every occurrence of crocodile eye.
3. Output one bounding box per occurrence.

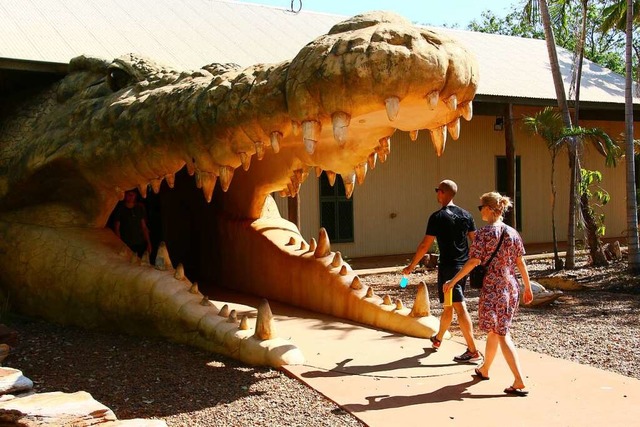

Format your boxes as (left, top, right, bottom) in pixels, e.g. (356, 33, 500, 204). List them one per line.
(107, 67, 132, 92)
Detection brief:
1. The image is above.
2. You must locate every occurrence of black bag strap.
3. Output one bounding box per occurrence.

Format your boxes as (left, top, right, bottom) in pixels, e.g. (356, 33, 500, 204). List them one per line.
(483, 227, 506, 268)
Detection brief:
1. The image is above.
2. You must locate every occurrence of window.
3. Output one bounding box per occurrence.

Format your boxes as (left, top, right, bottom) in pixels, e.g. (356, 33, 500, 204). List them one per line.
(496, 156, 522, 230)
(319, 172, 354, 242)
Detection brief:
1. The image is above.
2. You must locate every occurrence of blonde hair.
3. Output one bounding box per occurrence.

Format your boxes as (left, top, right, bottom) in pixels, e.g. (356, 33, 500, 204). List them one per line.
(481, 192, 512, 218)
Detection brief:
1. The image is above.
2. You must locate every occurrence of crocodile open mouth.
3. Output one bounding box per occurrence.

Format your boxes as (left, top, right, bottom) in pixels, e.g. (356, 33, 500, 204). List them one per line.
(0, 12, 477, 366)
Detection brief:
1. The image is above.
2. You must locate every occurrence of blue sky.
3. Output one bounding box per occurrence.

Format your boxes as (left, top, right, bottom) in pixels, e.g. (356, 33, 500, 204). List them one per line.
(234, 0, 518, 27)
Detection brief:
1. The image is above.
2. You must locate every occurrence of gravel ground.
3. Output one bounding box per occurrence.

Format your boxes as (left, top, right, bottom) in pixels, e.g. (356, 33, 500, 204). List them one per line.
(3, 254, 639, 426)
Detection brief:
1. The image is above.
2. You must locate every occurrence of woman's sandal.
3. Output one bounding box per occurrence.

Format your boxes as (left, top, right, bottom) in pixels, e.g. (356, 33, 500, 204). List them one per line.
(504, 386, 529, 396)
(473, 367, 490, 381)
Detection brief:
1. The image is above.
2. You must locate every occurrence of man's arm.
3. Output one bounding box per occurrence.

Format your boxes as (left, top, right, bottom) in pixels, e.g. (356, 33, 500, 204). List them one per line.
(140, 218, 152, 254)
(402, 235, 435, 275)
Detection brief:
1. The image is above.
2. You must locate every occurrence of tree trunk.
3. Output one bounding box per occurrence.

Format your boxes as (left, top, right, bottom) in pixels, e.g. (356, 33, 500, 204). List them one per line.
(580, 193, 609, 266)
(624, 0, 640, 273)
(539, 0, 576, 268)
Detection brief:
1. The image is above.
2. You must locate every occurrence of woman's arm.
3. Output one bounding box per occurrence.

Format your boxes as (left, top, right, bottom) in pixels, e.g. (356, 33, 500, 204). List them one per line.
(516, 256, 534, 304)
(443, 257, 481, 292)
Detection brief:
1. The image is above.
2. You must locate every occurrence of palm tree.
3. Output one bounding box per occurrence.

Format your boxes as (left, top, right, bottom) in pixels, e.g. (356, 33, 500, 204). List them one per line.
(601, 0, 640, 274)
(525, 107, 620, 268)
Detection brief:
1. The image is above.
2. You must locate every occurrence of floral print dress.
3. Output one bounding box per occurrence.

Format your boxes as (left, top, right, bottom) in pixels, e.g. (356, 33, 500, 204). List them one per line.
(469, 224, 525, 336)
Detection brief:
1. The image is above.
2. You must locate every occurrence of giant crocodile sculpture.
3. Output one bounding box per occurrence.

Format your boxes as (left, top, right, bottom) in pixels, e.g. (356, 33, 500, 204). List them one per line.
(0, 12, 477, 367)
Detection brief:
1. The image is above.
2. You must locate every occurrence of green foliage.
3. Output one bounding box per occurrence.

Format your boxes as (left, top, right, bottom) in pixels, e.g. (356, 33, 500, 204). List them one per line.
(468, 1, 631, 75)
(523, 106, 621, 166)
(579, 168, 610, 236)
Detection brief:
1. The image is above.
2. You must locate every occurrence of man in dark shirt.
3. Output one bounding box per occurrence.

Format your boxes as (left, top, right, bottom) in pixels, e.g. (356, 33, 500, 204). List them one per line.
(403, 180, 481, 363)
(114, 189, 152, 258)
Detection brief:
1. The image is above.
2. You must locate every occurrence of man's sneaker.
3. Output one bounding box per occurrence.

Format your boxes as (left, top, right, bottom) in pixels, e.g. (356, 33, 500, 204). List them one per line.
(430, 335, 441, 349)
(454, 348, 482, 363)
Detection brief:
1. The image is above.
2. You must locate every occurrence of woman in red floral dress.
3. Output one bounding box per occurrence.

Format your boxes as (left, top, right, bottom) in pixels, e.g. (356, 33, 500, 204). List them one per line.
(444, 192, 533, 396)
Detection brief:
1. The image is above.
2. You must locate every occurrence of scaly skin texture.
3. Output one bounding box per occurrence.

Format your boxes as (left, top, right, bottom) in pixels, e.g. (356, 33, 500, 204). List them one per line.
(0, 12, 477, 367)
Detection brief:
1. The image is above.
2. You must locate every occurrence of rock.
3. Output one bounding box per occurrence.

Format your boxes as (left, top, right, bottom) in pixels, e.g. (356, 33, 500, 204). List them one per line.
(421, 253, 439, 269)
(603, 241, 622, 260)
(520, 281, 563, 307)
(0, 367, 33, 395)
(0, 391, 167, 426)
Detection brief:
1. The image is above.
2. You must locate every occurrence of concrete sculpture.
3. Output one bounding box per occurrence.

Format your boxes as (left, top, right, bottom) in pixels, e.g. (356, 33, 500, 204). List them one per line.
(0, 12, 478, 366)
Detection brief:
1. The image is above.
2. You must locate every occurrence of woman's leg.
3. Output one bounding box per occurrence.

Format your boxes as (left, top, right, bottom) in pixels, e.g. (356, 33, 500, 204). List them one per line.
(478, 331, 499, 377)
(498, 332, 526, 389)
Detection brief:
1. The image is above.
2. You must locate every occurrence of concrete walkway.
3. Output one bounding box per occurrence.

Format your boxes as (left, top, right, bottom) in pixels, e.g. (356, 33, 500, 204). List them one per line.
(216, 289, 640, 427)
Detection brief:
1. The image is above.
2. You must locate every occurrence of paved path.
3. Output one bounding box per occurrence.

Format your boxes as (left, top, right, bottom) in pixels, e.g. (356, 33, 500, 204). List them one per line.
(215, 289, 640, 427)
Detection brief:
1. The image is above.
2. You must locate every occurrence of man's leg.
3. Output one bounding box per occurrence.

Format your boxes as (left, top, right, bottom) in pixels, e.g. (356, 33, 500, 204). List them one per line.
(454, 302, 478, 353)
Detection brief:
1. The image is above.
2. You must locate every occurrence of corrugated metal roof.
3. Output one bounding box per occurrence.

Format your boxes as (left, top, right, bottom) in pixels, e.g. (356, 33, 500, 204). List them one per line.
(0, 0, 633, 104)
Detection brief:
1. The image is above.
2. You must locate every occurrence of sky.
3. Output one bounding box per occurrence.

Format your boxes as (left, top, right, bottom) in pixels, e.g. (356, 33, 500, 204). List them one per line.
(233, 0, 518, 28)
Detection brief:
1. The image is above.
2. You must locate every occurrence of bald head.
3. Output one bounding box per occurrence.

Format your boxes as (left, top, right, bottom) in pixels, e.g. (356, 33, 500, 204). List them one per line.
(439, 180, 458, 196)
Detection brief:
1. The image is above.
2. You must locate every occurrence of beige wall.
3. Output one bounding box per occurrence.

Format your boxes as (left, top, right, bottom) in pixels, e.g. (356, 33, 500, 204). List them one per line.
(275, 106, 631, 259)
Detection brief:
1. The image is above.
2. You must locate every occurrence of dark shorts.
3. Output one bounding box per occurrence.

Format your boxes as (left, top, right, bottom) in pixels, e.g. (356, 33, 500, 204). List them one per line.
(437, 264, 467, 304)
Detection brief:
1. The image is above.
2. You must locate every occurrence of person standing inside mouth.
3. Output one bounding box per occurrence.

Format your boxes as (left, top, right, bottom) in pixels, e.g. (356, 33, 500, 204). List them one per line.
(114, 189, 152, 258)
(403, 179, 481, 363)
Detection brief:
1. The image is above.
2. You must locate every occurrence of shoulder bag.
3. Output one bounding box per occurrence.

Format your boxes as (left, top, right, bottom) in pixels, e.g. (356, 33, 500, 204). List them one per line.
(469, 227, 506, 289)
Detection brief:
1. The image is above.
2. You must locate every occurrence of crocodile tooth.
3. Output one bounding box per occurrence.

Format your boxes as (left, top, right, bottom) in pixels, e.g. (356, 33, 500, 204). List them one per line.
(200, 296, 210, 306)
(447, 117, 461, 140)
(315, 166, 322, 177)
(426, 90, 439, 110)
(293, 168, 304, 183)
(270, 131, 282, 153)
(385, 96, 400, 121)
(395, 299, 404, 310)
(278, 190, 287, 197)
(331, 251, 342, 267)
(174, 263, 185, 280)
(254, 141, 265, 160)
(141, 251, 150, 266)
(350, 276, 362, 290)
(150, 178, 162, 194)
(429, 125, 447, 156)
(186, 160, 195, 176)
(365, 287, 374, 298)
(138, 183, 148, 199)
(308, 238, 317, 252)
(287, 237, 296, 246)
(379, 136, 391, 154)
(410, 282, 431, 317)
(382, 294, 392, 305)
(445, 94, 457, 111)
(299, 241, 308, 251)
(332, 111, 350, 146)
(219, 166, 234, 192)
(355, 163, 367, 185)
(314, 228, 331, 258)
(227, 310, 238, 323)
(195, 170, 203, 189)
(460, 101, 473, 121)
(367, 152, 377, 170)
(342, 172, 355, 199)
(302, 120, 321, 154)
(239, 315, 249, 330)
(154, 242, 173, 271)
(239, 152, 251, 171)
(218, 304, 230, 317)
(165, 173, 175, 188)
(201, 172, 216, 203)
(339, 265, 348, 276)
(189, 282, 200, 295)
(254, 299, 275, 340)
(409, 130, 419, 141)
(326, 171, 336, 186)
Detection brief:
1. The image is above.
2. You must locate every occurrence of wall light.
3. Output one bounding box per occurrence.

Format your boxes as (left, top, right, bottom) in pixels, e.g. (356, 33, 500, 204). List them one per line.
(494, 117, 504, 131)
